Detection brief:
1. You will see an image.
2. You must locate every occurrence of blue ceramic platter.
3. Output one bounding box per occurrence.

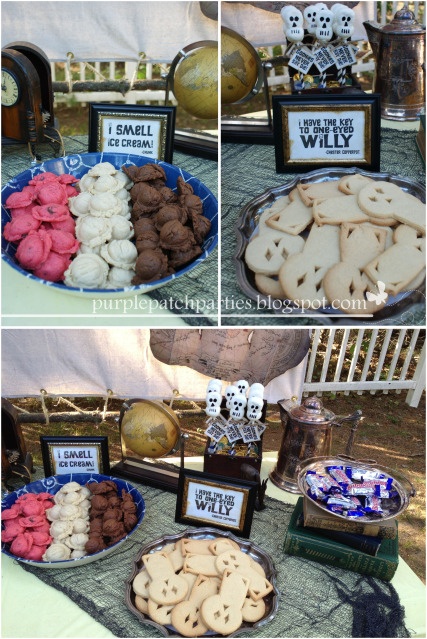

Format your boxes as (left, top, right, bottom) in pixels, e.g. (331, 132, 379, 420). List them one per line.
(2, 153, 218, 297)
(1, 473, 145, 568)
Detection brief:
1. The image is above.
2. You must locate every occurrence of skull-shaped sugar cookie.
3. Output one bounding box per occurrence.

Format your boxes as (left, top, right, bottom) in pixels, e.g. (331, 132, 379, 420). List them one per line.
(316, 9, 334, 43)
(281, 6, 304, 43)
(205, 392, 222, 417)
(247, 396, 263, 422)
(229, 395, 247, 420)
(333, 7, 355, 39)
(225, 385, 239, 409)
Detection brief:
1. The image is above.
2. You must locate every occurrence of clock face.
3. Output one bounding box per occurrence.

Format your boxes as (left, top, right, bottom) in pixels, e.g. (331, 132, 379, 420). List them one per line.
(2, 68, 20, 107)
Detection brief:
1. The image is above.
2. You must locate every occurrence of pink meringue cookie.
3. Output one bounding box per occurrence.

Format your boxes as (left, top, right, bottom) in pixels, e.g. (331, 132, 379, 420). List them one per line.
(25, 544, 48, 561)
(3, 214, 41, 242)
(46, 229, 80, 255)
(5, 190, 34, 209)
(10, 532, 34, 557)
(20, 499, 45, 517)
(33, 251, 71, 282)
(1, 504, 21, 520)
(30, 530, 52, 546)
(19, 515, 46, 529)
(1, 520, 23, 542)
(47, 215, 76, 235)
(29, 171, 59, 184)
(34, 182, 68, 206)
(31, 203, 70, 223)
(9, 205, 35, 218)
(16, 229, 52, 270)
(58, 174, 79, 185)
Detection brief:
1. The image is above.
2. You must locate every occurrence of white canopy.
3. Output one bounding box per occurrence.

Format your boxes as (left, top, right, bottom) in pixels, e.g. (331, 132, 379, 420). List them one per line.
(1, 329, 307, 403)
(1, 1, 218, 63)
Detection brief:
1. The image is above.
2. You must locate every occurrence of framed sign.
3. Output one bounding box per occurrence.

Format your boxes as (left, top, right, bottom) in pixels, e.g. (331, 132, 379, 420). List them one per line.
(40, 436, 110, 477)
(88, 103, 176, 162)
(175, 468, 257, 537)
(272, 93, 381, 172)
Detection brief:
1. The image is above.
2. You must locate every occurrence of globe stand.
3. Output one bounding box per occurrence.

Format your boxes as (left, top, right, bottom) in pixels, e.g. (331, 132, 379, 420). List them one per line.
(164, 41, 219, 160)
(111, 398, 187, 493)
(221, 60, 275, 144)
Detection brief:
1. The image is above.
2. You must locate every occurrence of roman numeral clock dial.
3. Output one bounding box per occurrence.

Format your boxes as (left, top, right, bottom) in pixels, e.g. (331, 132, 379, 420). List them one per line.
(2, 68, 20, 106)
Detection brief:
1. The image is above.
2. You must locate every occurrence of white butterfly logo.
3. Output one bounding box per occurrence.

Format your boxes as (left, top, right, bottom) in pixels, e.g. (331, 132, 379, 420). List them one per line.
(366, 280, 388, 305)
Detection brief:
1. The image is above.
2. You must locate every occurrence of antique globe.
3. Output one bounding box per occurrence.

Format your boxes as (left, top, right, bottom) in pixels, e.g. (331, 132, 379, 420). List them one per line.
(221, 27, 263, 105)
(120, 400, 181, 459)
(170, 41, 218, 120)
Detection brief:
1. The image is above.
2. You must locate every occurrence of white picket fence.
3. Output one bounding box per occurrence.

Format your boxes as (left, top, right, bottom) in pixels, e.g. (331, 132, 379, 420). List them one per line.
(303, 329, 426, 408)
(51, 1, 425, 106)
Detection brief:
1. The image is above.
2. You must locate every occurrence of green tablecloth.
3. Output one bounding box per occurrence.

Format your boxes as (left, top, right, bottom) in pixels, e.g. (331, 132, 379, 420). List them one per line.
(3, 457, 425, 638)
(2, 137, 218, 327)
(221, 126, 426, 326)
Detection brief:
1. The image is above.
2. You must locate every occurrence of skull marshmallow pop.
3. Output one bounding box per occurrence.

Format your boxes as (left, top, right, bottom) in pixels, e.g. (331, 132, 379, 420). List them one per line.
(281, 6, 305, 43)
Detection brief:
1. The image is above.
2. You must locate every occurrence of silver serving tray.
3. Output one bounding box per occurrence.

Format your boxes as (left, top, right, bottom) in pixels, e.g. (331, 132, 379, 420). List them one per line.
(296, 456, 415, 523)
(234, 167, 426, 324)
(125, 527, 279, 637)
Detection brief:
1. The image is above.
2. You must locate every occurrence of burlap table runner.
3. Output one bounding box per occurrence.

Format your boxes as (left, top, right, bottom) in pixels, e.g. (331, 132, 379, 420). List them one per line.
(221, 127, 426, 326)
(1, 136, 218, 327)
(20, 480, 409, 638)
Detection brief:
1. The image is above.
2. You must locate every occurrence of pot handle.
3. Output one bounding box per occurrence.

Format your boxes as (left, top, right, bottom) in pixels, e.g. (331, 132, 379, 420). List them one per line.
(332, 410, 363, 456)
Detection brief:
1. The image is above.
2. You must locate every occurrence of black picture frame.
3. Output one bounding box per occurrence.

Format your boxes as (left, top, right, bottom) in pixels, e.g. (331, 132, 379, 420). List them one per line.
(175, 468, 257, 537)
(272, 93, 381, 172)
(40, 436, 110, 477)
(88, 103, 176, 163)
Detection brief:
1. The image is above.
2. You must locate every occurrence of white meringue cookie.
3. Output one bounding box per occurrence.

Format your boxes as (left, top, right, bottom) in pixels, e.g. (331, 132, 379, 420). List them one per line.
(64, 254, 109, 289)
(76, 215, 112, 247)
(70, 549, 87, 559)
(72, 518, 90, 534)
(78, 243, 101, 256)
(89, 193, 123, 217)
(60, 481, 84, 493)
(62, 491, 84, 505)
(78, 174, 97, 192)
(43, 542, 71, 562)
(107, 266, 135, 288)
(90, 174, 124, 195)
(50, 520, 73, 540)
(69, 191, 92, 217)
(110, 216, 134, 241)
(59, 504, 81, 521)
(114, 187, 131, 201)
(88, 161, 116, 177)
(46, 504, 62, 521)
(65, 533, 89, 550)
(115, 170, 133, 190)
(100, 239, 137, 269)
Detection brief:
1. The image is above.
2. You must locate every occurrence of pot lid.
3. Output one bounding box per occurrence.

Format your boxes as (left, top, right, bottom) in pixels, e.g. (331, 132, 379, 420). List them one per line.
(289, 396, 336, 424)
(382, 7, 426, 34)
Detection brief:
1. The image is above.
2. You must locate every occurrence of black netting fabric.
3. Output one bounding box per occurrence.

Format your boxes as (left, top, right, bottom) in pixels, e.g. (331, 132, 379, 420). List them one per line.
(20, 480, 410, 638)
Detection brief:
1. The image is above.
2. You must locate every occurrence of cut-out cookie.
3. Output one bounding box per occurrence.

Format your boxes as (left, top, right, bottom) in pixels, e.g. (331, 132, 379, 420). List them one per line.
(357, 181, 404, 219)
(364, 243, 425, 296)
(297, 180, 342, 206)
(245, 230, 305, 275)
(338, 174, 374, 195)
(323, 263, 387, 315)
(313, 195, 369, 226)
(340, 222, 387, 268)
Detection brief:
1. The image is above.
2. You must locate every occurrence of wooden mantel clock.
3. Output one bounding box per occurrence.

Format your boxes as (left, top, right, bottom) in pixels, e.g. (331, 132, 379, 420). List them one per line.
(1, 42, 61, 159)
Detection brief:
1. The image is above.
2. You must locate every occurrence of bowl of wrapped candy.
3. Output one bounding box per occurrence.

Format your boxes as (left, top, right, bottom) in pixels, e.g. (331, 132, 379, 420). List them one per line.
(297, 456, 415, 523)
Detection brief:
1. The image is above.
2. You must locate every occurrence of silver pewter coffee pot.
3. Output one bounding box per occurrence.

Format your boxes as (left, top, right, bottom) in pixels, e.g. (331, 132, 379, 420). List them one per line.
(364, 6, 426, 120)
(269, 396, 362, 493)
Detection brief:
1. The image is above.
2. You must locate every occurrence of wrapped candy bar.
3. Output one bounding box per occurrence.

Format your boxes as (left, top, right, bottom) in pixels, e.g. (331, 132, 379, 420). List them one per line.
(325, 465, 352, 486)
